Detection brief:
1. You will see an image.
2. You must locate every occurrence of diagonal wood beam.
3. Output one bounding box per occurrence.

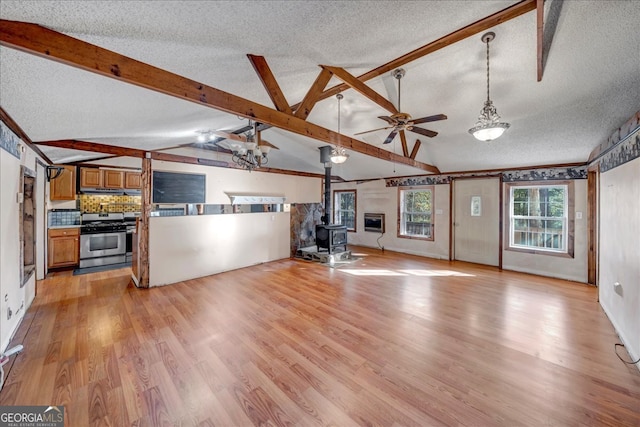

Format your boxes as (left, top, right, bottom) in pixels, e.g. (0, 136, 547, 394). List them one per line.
(295, 0, 537, 107)
(537, 0, 544, 82)
(36, 139, 146, 157)
(399, 130, 409, 157)
(36, 138, 337, 178)
(321, 65, 398, 114)
(0, 20, 438, 174)
(0, 107, 53, 163)
(409, 139, 422, 160)
(294, 68, 332, 120)
(247, 54, 292, 114)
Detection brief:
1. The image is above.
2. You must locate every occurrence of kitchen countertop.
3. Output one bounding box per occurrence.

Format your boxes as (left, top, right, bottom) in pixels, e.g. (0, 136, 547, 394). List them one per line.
(48, 224, 81, 229)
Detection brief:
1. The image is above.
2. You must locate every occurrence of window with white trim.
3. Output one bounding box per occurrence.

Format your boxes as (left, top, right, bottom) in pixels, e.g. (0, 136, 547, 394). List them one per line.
(399, 187, 434, 240)
(508, 184, 570, 253)
(334, 190, 356, 231)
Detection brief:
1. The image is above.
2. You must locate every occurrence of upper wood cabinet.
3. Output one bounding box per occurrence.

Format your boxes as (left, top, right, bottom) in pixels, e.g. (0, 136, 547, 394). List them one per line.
(103, 170, 124, 188)
(80, 168, 102, 188)
(50, 165, 76, 201)
(124, 171, 142, 189)
(80, 168, 131, 189)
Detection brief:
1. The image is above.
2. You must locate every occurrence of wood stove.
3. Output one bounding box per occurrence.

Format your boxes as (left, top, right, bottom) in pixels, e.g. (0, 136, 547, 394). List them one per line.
(316, 224, 347, 254)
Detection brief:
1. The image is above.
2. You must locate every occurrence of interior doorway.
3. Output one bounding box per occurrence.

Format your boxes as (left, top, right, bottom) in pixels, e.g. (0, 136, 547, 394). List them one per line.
(453, 177, 501, 267)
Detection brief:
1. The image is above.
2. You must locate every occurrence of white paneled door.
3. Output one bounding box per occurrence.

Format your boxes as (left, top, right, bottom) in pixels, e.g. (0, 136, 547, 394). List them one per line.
(453, 178, 500, 266)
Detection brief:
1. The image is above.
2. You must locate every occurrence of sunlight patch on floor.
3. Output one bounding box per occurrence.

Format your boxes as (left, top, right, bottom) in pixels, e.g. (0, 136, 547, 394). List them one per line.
(340, 268, 475, 277)
(398, 269, 475, 277)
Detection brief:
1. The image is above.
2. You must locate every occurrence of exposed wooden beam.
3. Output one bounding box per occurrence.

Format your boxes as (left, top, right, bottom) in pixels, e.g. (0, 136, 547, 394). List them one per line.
(297, 0, 537, 106)
(0, 19, 437, 174)
(537, 0, 544, 82)
(36, 139, 146, 158)
(247, 54, 292, 114)
(321, 65, 398, 114)
(210, 129, 247, 143)
(294, 68, 332, 120)
(399, 130, 409, 157)
(0, 107, 53, 164)
(409, 139, 422, 160)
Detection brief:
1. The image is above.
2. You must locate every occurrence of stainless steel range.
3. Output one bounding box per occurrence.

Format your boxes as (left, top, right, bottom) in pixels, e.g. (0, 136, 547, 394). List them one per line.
(79, 213, 127, 268)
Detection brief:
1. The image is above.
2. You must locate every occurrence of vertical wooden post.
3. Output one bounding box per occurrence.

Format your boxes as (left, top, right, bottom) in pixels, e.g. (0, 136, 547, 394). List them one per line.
(587, 167, 598, 286)
(138, 155, 152, 288)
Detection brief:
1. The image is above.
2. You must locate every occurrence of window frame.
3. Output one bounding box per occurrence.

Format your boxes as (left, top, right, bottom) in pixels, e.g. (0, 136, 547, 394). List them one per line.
(504, 180, 574, 258)
(333, 189, 357, 232)
(397, 186, 435, 241)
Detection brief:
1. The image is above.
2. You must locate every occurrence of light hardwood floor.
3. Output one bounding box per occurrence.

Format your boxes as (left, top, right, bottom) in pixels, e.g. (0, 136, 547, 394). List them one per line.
(1, 246, 639, 426)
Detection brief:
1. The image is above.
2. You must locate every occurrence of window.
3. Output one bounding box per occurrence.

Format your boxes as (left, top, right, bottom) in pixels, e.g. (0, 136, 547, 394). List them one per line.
(334, 190, 356, 231)
(399, 187, 434, 240)
(506, 182, 574, 256)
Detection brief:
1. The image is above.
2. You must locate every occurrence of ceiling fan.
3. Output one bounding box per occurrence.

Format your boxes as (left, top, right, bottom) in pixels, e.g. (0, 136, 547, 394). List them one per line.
(355, 68, 447, 144)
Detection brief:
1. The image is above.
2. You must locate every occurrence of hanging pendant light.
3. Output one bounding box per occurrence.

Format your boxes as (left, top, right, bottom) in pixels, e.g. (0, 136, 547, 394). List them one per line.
(330, 93, 349, 164)
(468, 32, 510, 141)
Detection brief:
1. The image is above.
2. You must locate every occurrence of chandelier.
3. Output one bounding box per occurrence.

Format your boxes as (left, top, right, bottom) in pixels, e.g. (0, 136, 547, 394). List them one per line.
(228, 121, 270, 172)
(468, 32, 510, 142)
(330, 93, 349, 164)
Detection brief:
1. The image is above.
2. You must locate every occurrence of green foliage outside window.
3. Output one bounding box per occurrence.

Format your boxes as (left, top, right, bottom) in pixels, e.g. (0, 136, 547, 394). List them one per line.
(334, 191, 356, 230)
(400, 188, 433, 238)
(510, 186, 567, 251)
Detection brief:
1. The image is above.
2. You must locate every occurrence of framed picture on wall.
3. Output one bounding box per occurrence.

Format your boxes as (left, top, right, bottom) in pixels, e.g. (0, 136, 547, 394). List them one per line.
(471, 196, 482, 216)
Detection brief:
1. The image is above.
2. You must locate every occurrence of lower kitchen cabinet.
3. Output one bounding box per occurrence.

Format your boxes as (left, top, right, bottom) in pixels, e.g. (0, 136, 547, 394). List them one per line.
(48, 228, 79, 268)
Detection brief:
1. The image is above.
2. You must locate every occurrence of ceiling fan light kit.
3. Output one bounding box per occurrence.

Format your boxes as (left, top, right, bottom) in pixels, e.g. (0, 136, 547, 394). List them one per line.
(469, 31, 510, 142)
(330, 93, 349, 164)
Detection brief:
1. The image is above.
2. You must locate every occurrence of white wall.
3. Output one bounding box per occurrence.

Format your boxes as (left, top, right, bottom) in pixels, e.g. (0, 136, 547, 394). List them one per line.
(598, 157, 639, 364)
(148, 161, 321, 286)
(152, 160, 321, 204)
(503, 179, 589, 283)
(149, 212, 290, 286)
(332, 179, 450, 259)
(0, 145, 42, 353)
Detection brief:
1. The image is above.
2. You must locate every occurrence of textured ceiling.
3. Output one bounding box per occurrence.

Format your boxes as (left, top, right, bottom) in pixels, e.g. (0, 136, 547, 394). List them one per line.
(1, 1, 639, 180)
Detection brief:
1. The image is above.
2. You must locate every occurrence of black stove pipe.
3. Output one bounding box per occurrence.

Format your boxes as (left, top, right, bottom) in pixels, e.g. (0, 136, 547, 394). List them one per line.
(319, 146, 333, 225)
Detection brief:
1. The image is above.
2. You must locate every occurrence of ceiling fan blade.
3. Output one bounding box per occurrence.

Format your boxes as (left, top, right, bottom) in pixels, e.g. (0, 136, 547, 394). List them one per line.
(383, 130, 398, 144)
(409, 126, 438, 138)
(354, 125, 394, 136)
(410, 114, 448, 125)
(378, 116, 396, 125)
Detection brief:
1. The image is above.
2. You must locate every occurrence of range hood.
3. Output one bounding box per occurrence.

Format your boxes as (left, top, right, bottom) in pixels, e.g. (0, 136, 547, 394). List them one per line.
(79, 187, 125, 195)
(225, 193, 286, 205)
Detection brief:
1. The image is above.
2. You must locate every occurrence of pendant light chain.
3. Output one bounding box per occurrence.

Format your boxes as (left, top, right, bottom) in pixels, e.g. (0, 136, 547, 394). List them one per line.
(337, 93, 342, 134)
(486, 37, 491, 102)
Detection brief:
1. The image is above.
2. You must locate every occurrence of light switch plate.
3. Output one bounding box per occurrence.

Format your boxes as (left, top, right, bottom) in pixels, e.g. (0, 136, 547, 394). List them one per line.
(576, 211, 583, 219)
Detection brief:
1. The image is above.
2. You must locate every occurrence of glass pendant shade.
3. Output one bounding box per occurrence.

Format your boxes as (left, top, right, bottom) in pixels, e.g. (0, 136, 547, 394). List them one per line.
(468, 99, 511, 141)
(330, 147, 349, 164)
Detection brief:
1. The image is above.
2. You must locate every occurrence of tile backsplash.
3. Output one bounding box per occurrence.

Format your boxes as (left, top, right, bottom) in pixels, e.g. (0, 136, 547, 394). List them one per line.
(48, 209, 81, 227)
(79, 194, 142, 213)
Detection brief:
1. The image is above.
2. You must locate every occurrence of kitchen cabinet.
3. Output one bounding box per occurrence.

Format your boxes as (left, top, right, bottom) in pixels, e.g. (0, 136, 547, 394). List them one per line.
(50, 165, 76, 200)
(124, 171, 142, 189)
(80, 168, 103, 188)
(103, 170, 124, 188)
(48, 227, 79, 268)
(81, 168, 128, 189)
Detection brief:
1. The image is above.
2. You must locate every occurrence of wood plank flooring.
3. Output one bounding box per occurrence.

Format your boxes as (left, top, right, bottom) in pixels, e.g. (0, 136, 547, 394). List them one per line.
(1, 246, 639, 426)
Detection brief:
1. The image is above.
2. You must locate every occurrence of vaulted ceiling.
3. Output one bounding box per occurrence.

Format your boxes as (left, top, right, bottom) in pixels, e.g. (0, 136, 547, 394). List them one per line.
(1, 1, 639, 181)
